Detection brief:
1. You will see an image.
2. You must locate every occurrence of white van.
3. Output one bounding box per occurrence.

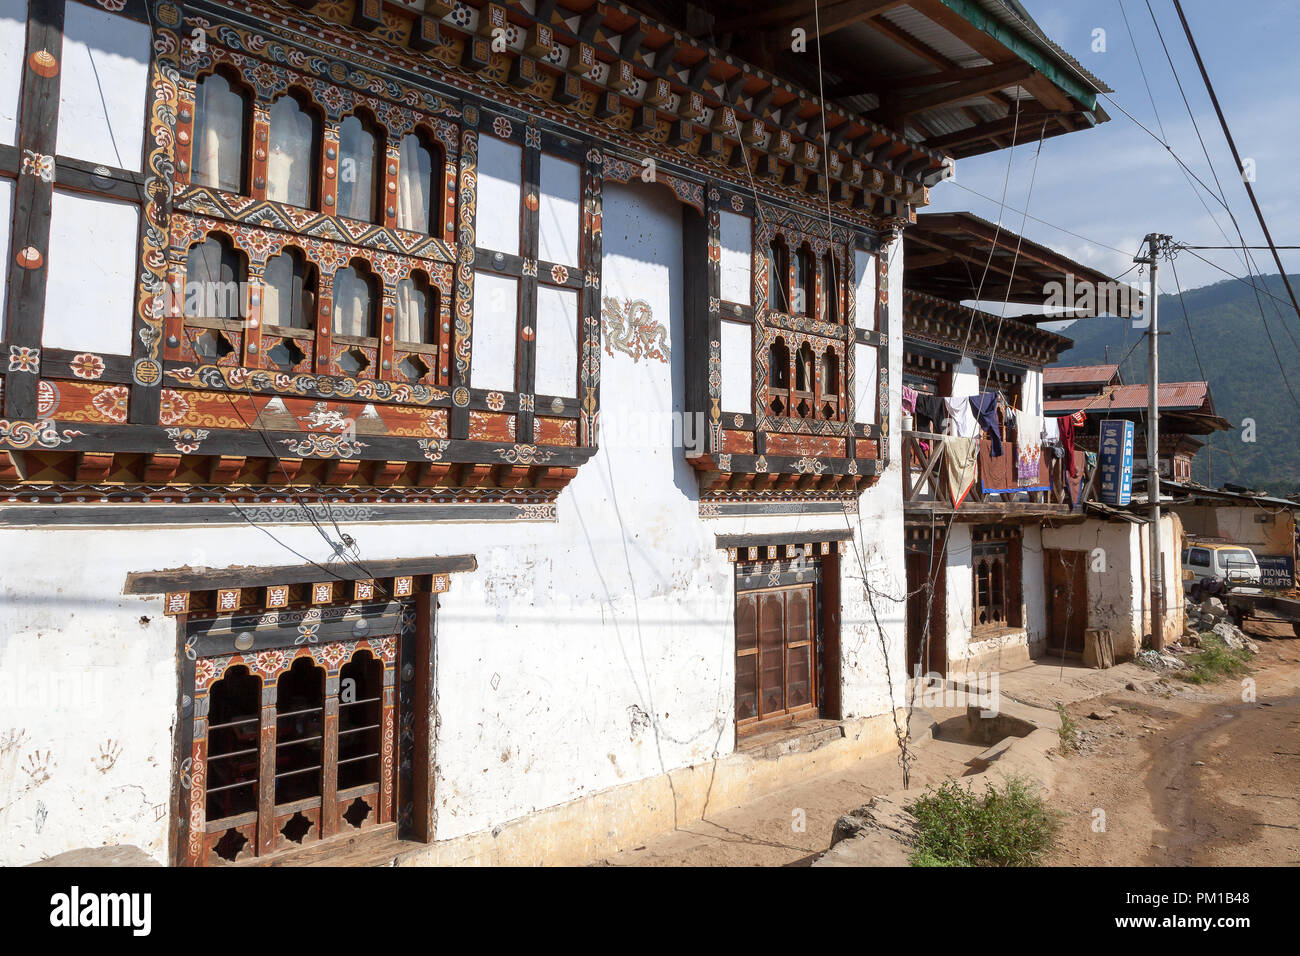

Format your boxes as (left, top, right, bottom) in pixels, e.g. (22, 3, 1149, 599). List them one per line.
(1182, 543, 1262, 598)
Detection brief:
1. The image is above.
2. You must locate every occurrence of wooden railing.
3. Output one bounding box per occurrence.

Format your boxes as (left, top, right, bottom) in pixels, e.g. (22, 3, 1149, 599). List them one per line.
(902, 430, 1097, 512)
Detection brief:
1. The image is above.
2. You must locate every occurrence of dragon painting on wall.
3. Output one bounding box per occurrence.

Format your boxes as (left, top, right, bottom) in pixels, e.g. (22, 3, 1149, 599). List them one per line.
(601, 296, 670, 365)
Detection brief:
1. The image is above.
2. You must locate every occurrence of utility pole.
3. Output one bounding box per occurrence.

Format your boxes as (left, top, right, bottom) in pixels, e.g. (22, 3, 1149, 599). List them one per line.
(1135, 234, 1170, 650)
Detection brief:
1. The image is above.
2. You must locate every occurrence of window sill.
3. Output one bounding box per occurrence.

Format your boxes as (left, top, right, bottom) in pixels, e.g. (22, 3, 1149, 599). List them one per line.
(736, 717, 843, 760)
(243, 822, 419, 867)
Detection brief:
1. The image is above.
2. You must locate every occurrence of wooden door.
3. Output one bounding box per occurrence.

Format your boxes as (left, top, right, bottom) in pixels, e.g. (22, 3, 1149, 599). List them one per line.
(1045, 548, 1088, 654)
(905, 545, 946, 676)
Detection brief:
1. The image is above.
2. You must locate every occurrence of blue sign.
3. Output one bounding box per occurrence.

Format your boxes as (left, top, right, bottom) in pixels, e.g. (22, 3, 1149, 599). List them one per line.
(1098, 419, 1134, 506)
(1257, 555, 1294, 589)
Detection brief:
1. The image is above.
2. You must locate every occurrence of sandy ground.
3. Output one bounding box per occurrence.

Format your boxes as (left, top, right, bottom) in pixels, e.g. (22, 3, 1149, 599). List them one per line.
(597, 622, 1300, 867)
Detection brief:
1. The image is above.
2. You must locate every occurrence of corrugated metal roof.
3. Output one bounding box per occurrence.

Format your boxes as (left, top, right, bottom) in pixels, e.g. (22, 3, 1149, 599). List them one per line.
(984, 0, 1112, 94)
(1044, 382, 1211, 414)
(882, 5, 992, 68)
(1044, 364, 1120, 385)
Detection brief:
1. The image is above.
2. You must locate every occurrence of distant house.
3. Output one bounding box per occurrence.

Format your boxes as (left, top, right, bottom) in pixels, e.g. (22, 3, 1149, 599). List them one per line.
(1044, 371, 1230, 483)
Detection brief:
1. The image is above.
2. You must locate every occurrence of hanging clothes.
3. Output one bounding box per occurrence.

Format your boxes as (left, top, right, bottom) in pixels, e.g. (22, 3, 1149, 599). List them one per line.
(915, 394, 947, 435)
(943, 437, 979, 507)
(901, 384, 918, 416)
(1058, 414, 1078, 477)
(968, 391, 1002, 456)
(1013, 409, 1044, 487)
(944, 396, 981, 439)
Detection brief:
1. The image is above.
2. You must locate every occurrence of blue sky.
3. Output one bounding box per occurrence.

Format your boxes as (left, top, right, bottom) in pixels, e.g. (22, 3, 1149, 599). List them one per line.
(925, 0, 1299, 293)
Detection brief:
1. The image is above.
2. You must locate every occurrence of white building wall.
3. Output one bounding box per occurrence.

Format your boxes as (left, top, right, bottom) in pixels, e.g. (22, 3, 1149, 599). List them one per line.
(1022, 523, 1047, 653)
(0, 183, 908, 864)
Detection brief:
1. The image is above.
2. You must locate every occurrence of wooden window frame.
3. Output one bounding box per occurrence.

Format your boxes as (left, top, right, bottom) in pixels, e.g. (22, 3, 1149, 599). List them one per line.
(972, 526, 1023, 635)
(468, 111, 589, 440)
(733, 552, 841, 737)
(174, 591, 435, 866)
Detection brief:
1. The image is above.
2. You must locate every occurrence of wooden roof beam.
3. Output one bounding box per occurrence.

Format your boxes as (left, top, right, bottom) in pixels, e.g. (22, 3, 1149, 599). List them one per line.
(922, 109, 1069, 151)
(892, 62, 1035, 116)
(780, 0, 912, 38)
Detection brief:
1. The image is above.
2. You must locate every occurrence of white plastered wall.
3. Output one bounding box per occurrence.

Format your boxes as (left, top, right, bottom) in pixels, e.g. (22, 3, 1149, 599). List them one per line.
(0, 183, 910, 864)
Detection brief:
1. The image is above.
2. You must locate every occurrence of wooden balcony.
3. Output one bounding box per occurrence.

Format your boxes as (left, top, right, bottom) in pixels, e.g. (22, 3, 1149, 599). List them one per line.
(902, 430, 1097, 520)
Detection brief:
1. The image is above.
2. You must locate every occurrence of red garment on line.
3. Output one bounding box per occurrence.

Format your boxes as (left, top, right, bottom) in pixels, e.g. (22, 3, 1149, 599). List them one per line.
(1058, 414, 1077, 477)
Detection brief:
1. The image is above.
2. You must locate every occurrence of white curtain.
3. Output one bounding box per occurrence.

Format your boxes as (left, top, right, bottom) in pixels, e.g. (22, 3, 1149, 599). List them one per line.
(394, 278, 427, 343)
(338, 115, 377, 221)
(267, 95, 316, 208)
(194, 74, 244, 192)
(396, 134, 432, 233)
(332, 266, 372, 338)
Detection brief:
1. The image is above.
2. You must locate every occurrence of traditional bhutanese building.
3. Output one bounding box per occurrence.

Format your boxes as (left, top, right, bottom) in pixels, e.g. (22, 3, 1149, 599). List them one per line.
(0, 0, 1107, 865)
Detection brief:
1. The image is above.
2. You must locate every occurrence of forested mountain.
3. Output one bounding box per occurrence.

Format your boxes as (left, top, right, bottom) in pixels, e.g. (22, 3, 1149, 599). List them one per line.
(1054, 272, 1300, 496)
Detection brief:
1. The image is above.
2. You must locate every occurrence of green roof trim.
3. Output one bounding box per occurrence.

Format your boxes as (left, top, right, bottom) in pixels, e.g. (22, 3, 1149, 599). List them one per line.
(939, 0, 1101, 110)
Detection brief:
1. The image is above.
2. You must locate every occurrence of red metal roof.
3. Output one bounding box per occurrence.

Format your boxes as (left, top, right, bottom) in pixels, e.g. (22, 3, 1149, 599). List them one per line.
(1043, 364, 1120, 386)
(1044, 382, 1211, 415)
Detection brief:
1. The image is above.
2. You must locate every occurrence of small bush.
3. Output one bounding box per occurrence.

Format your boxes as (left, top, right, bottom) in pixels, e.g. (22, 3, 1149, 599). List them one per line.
(906, 777, 1060, 867)
(1056, 702, 1079, 754)
(1180, 634, 1252, 685)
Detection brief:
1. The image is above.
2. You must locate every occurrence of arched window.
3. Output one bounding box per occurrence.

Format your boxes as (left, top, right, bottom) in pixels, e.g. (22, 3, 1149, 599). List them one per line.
(184, 235, 246, 351)
(395, 273, 433, 345)
(338, 113, 381, 223)
(767, 236, 789, 313)
(821, 251, 840, 323)
(274, 657, 324, 806)
(332, 262, 378, 339)
(192, 72, 248, 193)
(337, 651, 383, 797)
(794, 244, 814, 316)
(820, 347, 840, 419)
(397, 131, 437, 234)
(794, 343, 814, 418)
(267, 92, 320, 208)
(769, 337, 790, 417)
(263, 249, 317, 331)
(205, 665, 260, 825)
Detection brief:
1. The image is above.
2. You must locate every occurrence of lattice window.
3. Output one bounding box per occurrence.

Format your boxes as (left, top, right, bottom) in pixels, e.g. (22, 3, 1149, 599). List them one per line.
(973, 526, 1022, 631)
(189, 632, 401, 866)
(734, 571, 819, 730)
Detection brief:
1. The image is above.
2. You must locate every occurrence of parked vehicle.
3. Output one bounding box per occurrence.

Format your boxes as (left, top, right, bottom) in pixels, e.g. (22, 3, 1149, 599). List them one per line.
(1182, 543, 1262, 599)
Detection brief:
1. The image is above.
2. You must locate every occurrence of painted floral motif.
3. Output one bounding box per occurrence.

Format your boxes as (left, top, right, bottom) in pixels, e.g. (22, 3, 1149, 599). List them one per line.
(91, 385, 130, 423)
(194, 658, 217, 688)
(20, 150, 54, 182)
(320, 642, 349, 670)
(166, 427, 210, 454)
(492, 116, 513, 138)
(70, 353, 105, 380)
(417, 438, 449, 462)
(549, 264, 568, 285)
(485, 391, 505, 411)
(601, 297, 669, 365)
(7, 346, 39, 374)
(253, 649, 289, 679)
(158, 388, 191, 426)
(525, 126, 541, 148)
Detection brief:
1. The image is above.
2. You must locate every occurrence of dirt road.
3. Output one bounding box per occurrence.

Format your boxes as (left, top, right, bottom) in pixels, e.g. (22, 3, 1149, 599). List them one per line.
(1046, 624, 1300, 866)
(600, 624, 1300, 866)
